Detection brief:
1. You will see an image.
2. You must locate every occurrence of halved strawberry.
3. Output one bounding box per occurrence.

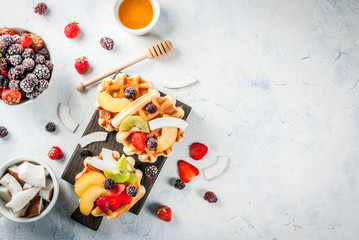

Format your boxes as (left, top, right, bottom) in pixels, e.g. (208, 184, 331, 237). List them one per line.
(118, 192, 132, 205)
(108, 183, 126, 196)
(19, 34, 33, 48)
(0, 27, 14, 36)
(178, 160, 199, 183)
(130, 132, 147, 151)
(190, 142, 208, 160)
(29, 33, 44, 50)
(105, 195, 122, 211)
(96, 196, 110, 213)
(1, 88, 21, 105)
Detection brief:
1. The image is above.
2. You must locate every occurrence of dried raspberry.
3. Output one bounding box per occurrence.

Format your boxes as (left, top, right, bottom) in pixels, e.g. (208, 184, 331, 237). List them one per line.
(22, 58, 35, 71)
(36, 79, 48, 92)
(0, 58, 10, 70)
(145, 165, 158, 179)
(45, 60, 53, 71)
(0, 126, 8, 138)
(38, 47, 50, 59)
(0, 75, 9, 88)
(22, 48, 34, 59)
(34, 3, 48, 15)
(12, 34, 20, 44)
(203, 191, 218, 203)
(45, 122, 56, 132)
(20, 77, 36, 93)
(7, 44, 24, 55)
(9, 55, 22, 66)
(9, 80, 20, 91)
(126, 185, 138, 197)
(26, 89, 40, 99)
(32, 64, 50, 79)
(174, 179, 185, 190)
(100, 37, 114, 50)
(34, 53, 45, 64)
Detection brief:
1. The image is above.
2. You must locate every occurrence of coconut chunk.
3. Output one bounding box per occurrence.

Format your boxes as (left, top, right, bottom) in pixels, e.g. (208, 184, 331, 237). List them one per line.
(44, 169, 49, 178)
(18, 162, 46, 187)
(58, 103, 79, 132)
(23, 183, 33, 190)
(13, 203, 29, 218)
(203, 156, 229, 180)
(87, 157, 116, 171)
(25, 196, 43, 218)
(7, 165, 26, 185)
(6, 187, 40, 213)
(0, 173, 23, 196)
(39, 178, 54, 202)
(0, 186, 12, 202)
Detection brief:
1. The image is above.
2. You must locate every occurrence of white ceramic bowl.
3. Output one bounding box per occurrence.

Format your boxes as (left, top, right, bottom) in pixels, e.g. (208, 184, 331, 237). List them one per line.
(113, 0, 160, 35)
(0, 156, 59, 223)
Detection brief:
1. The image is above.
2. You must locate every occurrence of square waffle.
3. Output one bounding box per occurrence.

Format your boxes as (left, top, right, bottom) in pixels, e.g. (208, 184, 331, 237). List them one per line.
(75, 150, 145, 221)
(96, 73, 154, 132)
(112, 89, 185, 163)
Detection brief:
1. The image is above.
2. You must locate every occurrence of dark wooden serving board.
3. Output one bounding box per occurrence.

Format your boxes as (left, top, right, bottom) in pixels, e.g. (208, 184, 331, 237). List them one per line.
(61, 90, 191, 231)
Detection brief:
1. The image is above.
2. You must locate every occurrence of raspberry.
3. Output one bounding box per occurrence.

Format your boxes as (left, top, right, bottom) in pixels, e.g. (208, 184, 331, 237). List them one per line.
(79, 148, 92, 157)
(0, 126, 8, 138)
(146, 137, 158, 150)
(26, 89, 40, 99)
(20, 77, 36, 93)
(96, 196, 110, 213)
(22, 48, 34, 59)
(0, 75, 9, 88)
(34, 3, 48, 15)
(38, 47, 50, 59)
(9, 55, 22, 66)
(145, 165, 158, 179)
(37, 79, 48, 92)
(32, 64, 50, 79)
(22, 58, 35, 71)
(203, 191, 218, 203)
(9, 80, 20, 91)
(103, 178, 116, 190)
(45, 60, 53, 71)
(7, 44, 24, 55)
(0, 58, 10, 70)
(45, 122, 56, 132)
(124, 87, 136, 100)
(145, 103, 157, 114)
(174, 179, 185, 190)
(125, 185, 138, 197)
(12, 34, 20, 44)
(100, 37, 114, 50)
(34, 54, 45, 64)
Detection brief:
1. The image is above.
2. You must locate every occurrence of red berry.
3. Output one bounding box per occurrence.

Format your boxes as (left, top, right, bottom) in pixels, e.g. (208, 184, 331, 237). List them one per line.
(96, 196, 110, 213)
(178, 160, 199, 183)
(1, 88, 21, 105)
(156, 205, 172, 222)
(190, 142, 208, 160)
(105, 195, 122, 211)
(0, 69, 8, 77)
(74, 56, 90, 75)
(107, 183, 126, 196)
(130, 132, 147, 151)
(64, 22, 80, 39)
(48, 146, 63, 160)
(0, 27, 14, 36)
(19, 34, 33, 48)
(29, 34, 44, 50)
(0, 88, 3, 96)
(118, 191, 132, 205)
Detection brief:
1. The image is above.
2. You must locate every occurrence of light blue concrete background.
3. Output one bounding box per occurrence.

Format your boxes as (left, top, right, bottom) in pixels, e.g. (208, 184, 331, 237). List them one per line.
(0, 0, 359, 239)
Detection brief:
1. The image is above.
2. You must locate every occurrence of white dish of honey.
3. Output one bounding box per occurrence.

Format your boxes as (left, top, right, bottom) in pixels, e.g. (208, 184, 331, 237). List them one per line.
(113, 0, 160, 35)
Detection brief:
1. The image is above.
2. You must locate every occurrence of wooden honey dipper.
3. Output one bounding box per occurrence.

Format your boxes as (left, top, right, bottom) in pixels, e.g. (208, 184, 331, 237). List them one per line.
(76, 40, 173, 92)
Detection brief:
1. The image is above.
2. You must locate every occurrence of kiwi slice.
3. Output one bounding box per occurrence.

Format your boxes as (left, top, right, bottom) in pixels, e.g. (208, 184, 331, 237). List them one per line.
(127, 172, 138, 184)
(116, 154, 128, 173)
(103, 169, 131, 183)
(119, 116, 150, 133)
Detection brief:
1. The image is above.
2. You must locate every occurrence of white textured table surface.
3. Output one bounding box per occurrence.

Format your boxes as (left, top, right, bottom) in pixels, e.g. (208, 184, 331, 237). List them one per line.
(1, 0, 359, 239)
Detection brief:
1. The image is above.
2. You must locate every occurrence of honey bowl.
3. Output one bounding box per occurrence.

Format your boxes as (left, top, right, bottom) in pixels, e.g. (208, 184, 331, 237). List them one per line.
(113, 0, 160, 35)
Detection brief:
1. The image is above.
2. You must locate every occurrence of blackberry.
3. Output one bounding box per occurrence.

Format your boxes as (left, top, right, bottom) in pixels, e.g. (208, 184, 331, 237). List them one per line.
(25, 73, 39, 85)
(79, 148, 92, 157)
(20, 77, 36, 93)
(0, 75, 9, 88)
(37, 79, 48, 92)
(145, 103, 157, 114)
(13, 65, 25, 76)
(145, 165, 158, 179)
(0, 126, 8, 138)
(34, 54, 45, 64)
(9, 80, 20, 91)
(34, 3, 48, 15)
(38, 47, 50, 59)
(12, 34, 20, 44)
(0, 58, 9, 70)
(45, 60, 53, 71)
(124, 87, 136, 100)
(22, 48, 34, 59)
(126, 185, 138, 197)
(103, 178, 116, 190)
(8, 68, 19, 80)
(146, 137, 158, 150)
(9, 55, 22, 66)
(174, 179, 185, 190)
(100, 37, 114, 50)
(203, 191, 218, 203)
(7, 44, 24, 55)
(2, 35, 13, 47)
(26, 89, 40, 99)
(22, 58, 35, 71)
(32, 64, 50, 79)
(45, 122, 56, 132)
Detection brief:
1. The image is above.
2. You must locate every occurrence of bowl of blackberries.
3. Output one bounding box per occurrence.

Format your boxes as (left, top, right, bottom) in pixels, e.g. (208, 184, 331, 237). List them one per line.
(0, 27, 54, 105)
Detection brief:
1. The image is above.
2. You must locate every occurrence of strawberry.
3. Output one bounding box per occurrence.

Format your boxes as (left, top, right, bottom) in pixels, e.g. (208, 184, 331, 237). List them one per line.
(130, 132, 147, 151)
(156, 205, 172, 222)
(1, 88, 21, 105)
(108, 183, 126, 196)
(0, 88, 2, 96)
(118, 191, 132, 205)
(74, 56, 90, 75)
(190, 142, 208, 160)
(96, 196, 110, 213)
(19, 34, 33, 48)
(0, 27, 14, 36)
(105, 195, 122, 211)
(0, 70, 8, 77)
(64, 22, 80, 39)
(48, 146, 63, 160)
(29, 34, 44, 50)
(178, 160, 199, 183)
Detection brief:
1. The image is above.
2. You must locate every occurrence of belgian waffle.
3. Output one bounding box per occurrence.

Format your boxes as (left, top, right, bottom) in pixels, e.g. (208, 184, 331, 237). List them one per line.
(75, 150, 145, 221)
(96, 73, 154, 132)
(112, 89, 185, 163)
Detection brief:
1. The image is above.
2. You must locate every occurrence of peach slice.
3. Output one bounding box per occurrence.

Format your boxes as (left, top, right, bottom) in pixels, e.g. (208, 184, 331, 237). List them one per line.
(74, 172, 106, 197)
(98, 92, 133, 113)
(79, 184, 107, 216)
(156, 127, 178, 152)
